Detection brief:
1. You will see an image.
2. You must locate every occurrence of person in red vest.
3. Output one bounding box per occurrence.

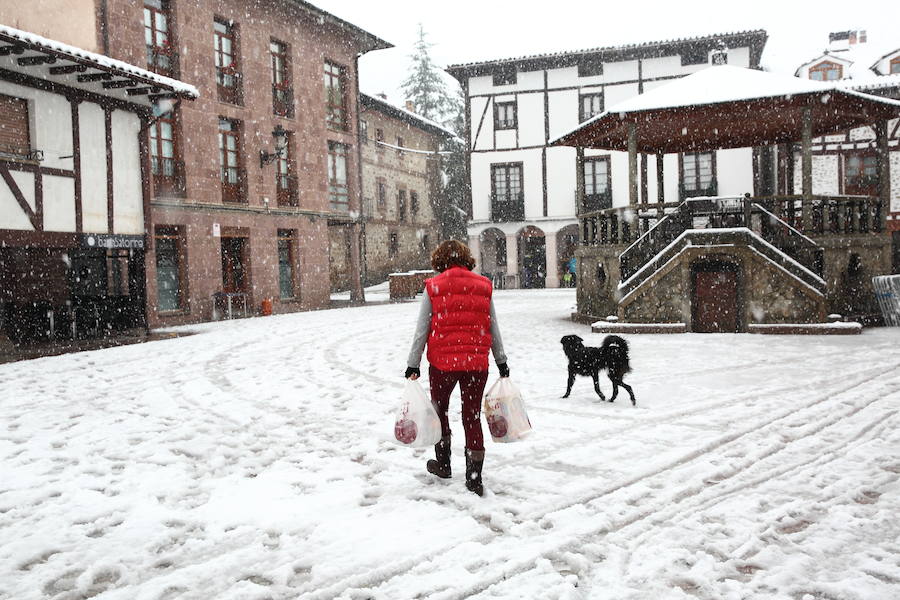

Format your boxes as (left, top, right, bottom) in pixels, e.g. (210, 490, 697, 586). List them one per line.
(406, 240, 509, 497)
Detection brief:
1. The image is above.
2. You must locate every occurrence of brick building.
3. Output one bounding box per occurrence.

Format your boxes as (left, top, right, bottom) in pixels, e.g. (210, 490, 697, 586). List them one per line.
(95, 0, 389, 325)
(342, 93, 456, 289)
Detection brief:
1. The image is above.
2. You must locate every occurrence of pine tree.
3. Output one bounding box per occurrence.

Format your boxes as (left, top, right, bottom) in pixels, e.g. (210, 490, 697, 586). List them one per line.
(401, 24, 453, 123)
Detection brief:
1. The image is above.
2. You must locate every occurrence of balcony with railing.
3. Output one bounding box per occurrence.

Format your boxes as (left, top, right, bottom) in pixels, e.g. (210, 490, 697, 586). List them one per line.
(273, 83, 294, 118)
(151, 156, 186, 197)
(216, 66, 243, 105)
(146, 44, 178, 78)
(490, 193, 524, 222)
(221, 166, 247, 203)
(277, 174, 299, 207)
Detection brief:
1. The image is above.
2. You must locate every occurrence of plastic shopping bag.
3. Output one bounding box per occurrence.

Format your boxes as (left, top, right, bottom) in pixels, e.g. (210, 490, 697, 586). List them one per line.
(392, 379, 442, 447)
(483, 378, 532, 443)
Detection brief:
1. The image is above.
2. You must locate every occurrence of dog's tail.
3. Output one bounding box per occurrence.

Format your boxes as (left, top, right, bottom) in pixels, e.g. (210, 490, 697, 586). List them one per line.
(602, 335, 631, 374)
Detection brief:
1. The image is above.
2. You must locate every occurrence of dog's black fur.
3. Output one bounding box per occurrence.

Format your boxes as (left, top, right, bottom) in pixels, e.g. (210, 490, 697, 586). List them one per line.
(560, 334, 636, 405)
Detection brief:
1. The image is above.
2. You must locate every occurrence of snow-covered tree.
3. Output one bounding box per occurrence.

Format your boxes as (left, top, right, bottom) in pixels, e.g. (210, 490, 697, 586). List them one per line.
(401, 24, 454, 124)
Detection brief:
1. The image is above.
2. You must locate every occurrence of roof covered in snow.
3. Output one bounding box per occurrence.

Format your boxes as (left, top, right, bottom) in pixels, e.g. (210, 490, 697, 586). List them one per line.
(359, 93, 459, 141)
(446, 30, 768, 80)
(551, 65, 900, 153)
(0, 23, 198, 110)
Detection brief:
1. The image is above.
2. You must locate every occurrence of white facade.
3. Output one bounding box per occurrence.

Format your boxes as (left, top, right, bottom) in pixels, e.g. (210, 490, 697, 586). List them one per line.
(452, 34, 764, 288)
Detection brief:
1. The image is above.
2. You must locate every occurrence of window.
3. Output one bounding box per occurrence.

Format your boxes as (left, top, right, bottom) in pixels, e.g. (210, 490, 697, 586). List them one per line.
(681, 152, 717, 199)
(144, 0, 175, 77)
(891, 57, 900, 74)
(270, 39, 292, 117)
(324, 61, 348, 130)
(583, 156, 611, 212)
(579, 93, 604, 122)
(106, 250, 131, 297)
(422, 234, 430, 253)
(809, 60, 843, 81)
(397, 136, 404, 157)
(490, 163, 524, 222)
(494, 101, 516, 130)
(410, 191, 419, 216)
(277, 229, 295, 299)
(220, 236, 248, 293)
(218, 118, 244, 203)
(389, 232, 399, 258)
(149, 110, 184, 196)
(276, 131, 297, 206)
(375, 128, 384, 142)
(398, 189, 407, 221)
(155, 225, 184, 311)
(376, 179, 387, 208)
(0, 94, 30, 159)
(845, 152, 878, 195)
(214, 18, 241, 104)
(577, 59, 603, 78)
(492, 68, 516, 86)
(327, 141, 349, 211)
(359, 120, 368, 143)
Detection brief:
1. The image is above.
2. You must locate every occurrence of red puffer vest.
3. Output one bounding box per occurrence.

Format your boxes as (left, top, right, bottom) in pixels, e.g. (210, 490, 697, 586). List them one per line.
(426, 266, 493, 372)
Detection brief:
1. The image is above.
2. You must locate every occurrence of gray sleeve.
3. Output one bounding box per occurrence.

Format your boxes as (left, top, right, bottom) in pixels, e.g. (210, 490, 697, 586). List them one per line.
(407, 294, 432, 368)
(489, 299, 508, 365)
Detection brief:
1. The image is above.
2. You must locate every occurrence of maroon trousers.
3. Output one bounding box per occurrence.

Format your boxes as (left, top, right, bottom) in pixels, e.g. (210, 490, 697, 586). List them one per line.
(428, 366, 489, 452)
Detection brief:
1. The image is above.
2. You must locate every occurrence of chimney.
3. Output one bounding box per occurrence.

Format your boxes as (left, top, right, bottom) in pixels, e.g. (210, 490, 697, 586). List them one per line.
(405, 100, 416, 113)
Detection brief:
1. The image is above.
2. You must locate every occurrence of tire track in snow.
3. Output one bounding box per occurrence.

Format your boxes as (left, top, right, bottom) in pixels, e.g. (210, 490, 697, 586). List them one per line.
(295, 362, 900, 599)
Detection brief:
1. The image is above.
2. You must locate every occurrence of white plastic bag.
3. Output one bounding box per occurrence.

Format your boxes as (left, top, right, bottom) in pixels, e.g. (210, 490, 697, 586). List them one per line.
(392, 379, 442, 447)
(483, 378, 532, 443)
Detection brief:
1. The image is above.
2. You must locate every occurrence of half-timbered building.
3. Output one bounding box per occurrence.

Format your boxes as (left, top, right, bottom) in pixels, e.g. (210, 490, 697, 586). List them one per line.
(446, 30, 768, 289)
(0, 24, 196, 342)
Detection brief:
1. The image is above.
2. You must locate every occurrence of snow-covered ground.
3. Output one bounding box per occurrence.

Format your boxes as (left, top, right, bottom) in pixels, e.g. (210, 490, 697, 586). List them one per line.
(2, 289, 899, 600)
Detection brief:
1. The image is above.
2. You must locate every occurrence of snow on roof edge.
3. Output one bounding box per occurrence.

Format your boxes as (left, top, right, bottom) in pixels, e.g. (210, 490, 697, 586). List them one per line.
(0, 23, 199, 98)
(360, 92, 460, 141)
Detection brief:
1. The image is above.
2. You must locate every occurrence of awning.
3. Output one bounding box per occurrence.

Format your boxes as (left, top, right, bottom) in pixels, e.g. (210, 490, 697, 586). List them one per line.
(0, 23, 198, 111)
(551, 65, 900, 153)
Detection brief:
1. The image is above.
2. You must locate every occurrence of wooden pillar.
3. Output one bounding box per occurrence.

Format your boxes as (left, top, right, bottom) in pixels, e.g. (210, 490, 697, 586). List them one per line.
(628, 123, 638, 206)
(801, 106, 813, 232)
(640, 153, 648, 205)
(575, 146, 585, 216)
(875, 119, 890, 232)
(655, 151, 665, 215)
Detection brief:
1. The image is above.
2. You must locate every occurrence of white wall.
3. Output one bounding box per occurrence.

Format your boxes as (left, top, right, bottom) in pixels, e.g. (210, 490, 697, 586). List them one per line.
(517, 92, 544, 147)
(111, 110, 143, 235)
(717, 148, 754, 197)
(546, 146, 576, 217)
(79, 103, 108, 233)
(43, 175, 76, 232)
(0, 170, 36, 231)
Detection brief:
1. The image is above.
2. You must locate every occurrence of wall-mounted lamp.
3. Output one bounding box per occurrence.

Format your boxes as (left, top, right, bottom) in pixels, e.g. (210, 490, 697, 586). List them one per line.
(259, 124, 288, 168)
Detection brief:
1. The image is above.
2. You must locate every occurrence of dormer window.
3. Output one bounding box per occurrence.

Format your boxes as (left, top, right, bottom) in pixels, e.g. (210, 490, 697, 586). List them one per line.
(891, 57, 900, 74)
(809, 60, 843, 81)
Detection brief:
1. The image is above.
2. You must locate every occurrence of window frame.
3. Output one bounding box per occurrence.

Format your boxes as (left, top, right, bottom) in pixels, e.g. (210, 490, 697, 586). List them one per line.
(270, 38, 293, 117)
(582, 156, 612, 212)
(410, 190, 419, 217)
(808, 60, 843, 81)
(327, 141, 350, 211)
(494, 101, 517, 130)
(0, 93, 31, 161)
(376, 178, 387, 209)
(144, 0, 176, 77)
(490, 162, 524, 222)
(214, 18, 242, 104)
(154, 225, 186, 312)
(324, 60, 348, 131)
(397, 188, 407, 222)
(148, 107, 185, 196)
(890, 57, 900, 74)
(844, 150, 879, 195)
(276, 130, 297, 207)
(277, 229, 296, 300)
(388, 231, 399, 259)
(218, 117, 245, 203)
(579, 92, 604, 123)
(679, 151, 718, 200)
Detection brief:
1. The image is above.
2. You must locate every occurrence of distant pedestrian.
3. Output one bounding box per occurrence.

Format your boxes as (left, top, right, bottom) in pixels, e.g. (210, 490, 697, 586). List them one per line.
(567, 256, 577, 287)
(405, 240, 509, 496)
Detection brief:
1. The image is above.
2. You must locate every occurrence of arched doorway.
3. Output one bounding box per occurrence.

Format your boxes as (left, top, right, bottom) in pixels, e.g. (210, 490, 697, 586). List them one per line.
(691, 259, 741, 332)
(518, 226, 546, 289)
(479, 228, 507, 288)
(557, 224, 580, 287)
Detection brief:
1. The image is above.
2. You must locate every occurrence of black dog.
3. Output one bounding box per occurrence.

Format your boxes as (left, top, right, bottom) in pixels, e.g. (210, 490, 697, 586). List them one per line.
(560, 334, 636, 405)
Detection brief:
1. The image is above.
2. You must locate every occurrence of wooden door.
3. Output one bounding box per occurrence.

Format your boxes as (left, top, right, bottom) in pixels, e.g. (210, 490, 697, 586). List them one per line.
(221, 237, 247, 293)
(693, 269, 738, 333)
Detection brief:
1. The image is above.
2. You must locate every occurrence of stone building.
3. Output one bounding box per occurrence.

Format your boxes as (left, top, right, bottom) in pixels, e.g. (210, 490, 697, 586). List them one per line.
(339, 93, 456, 289)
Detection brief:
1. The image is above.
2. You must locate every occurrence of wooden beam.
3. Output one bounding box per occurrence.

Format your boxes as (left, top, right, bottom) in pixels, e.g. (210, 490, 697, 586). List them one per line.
(575, 146, 585, 216)
(49, 64, 89, 75)
(77, 72, 113, 82)
(0, 45, 25, 56)
(656, 151, 665, 209)
(0, 162, 40, 230)
(148, 92, 179, 102)
(801, 106, 813, 232)
(875, 119, 890, 232)
(102, 79, 136, 89)
(17, 55, 56, 66)
(126, 87, 153, 96)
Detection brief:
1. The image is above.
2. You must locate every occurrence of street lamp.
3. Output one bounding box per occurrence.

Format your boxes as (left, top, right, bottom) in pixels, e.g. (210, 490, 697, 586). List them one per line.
(259, 124, 288, 168)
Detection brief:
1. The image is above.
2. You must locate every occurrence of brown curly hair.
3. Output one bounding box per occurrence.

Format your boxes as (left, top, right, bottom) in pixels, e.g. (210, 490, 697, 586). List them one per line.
(431, 240, 476, 273)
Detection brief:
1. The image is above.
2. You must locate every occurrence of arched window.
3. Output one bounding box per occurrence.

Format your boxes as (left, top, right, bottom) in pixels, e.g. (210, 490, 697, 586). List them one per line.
(809, 61, 843, 81)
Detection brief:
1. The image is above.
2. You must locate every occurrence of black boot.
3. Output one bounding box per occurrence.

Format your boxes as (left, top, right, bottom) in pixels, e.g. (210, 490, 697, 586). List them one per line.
(426, 436, 451, 479)
(465, 449, 485, 496)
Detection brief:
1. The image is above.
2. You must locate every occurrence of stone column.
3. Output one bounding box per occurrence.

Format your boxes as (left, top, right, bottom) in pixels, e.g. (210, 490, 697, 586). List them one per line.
(505, 232, 519, 288)
(468, 232, 482, 274)
(544, 230, 559, 288)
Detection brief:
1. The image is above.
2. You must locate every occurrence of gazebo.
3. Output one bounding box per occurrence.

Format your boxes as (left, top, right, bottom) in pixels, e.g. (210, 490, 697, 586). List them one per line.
(551, 65, 900, 331)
